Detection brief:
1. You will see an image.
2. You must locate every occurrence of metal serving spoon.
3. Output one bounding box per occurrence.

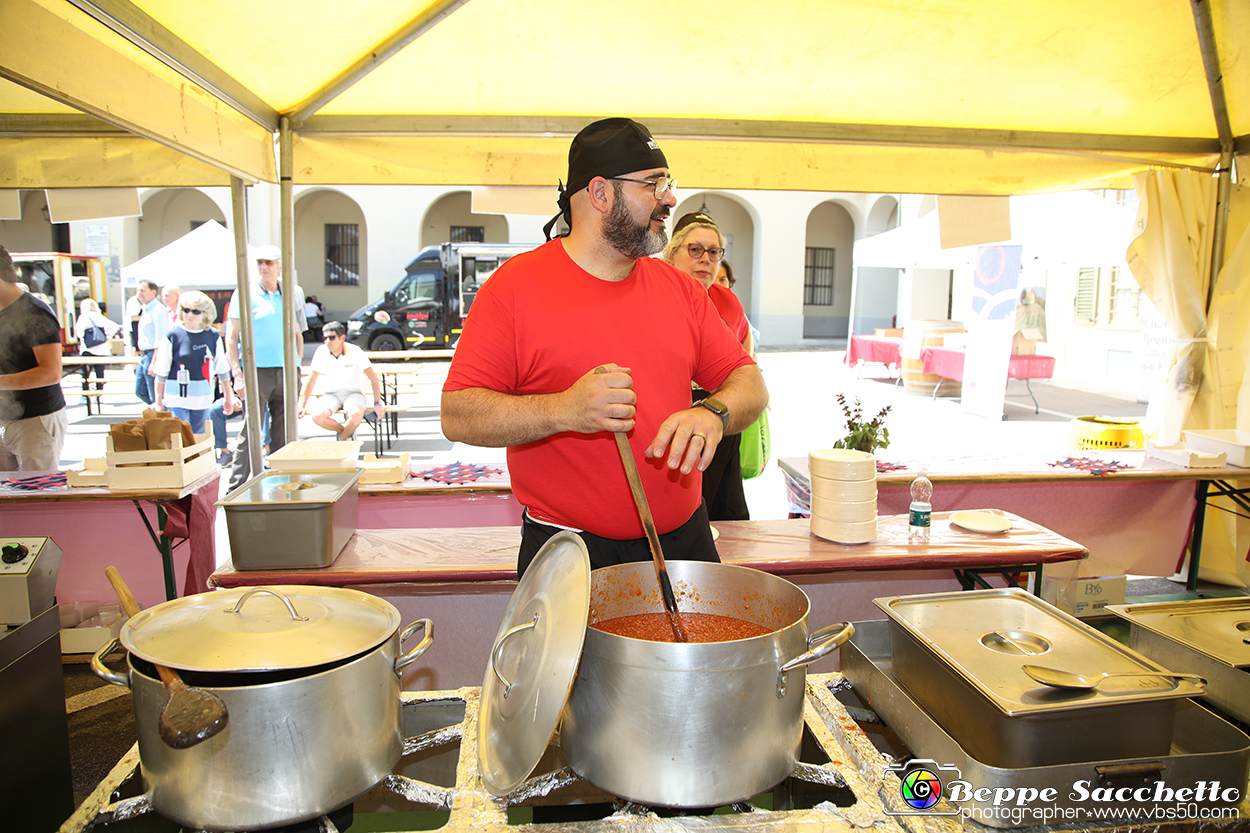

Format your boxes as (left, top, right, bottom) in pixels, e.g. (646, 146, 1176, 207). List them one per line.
(1023, 664, 1204, 691)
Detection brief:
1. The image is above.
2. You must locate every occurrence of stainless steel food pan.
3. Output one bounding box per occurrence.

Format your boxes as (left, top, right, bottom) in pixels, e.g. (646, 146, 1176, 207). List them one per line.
(875, 588, 1202, 768)
(218, 469, 361, 570)
(1108, 598, 1250, 723)
(840, 619, 1249, 829)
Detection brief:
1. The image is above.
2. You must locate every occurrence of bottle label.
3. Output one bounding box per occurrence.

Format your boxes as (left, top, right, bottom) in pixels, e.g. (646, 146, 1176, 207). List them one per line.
(910, 508, 931, 528)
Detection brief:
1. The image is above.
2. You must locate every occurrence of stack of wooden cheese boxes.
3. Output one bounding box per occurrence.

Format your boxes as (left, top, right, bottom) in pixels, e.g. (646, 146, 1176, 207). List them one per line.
(808, 448, 878, 544)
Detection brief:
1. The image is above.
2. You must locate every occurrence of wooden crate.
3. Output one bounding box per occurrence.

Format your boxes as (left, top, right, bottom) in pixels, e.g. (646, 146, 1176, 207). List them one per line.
(358, 453, 410, 484)
(104, 431, 216, 491)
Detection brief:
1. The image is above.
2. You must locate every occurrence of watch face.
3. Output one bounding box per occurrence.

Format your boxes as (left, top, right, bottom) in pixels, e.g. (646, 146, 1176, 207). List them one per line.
(703, 397, 728, 415)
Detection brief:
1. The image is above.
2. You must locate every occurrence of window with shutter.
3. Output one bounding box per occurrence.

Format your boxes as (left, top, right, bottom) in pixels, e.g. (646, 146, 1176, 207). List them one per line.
(1074, 267, 1098, 323)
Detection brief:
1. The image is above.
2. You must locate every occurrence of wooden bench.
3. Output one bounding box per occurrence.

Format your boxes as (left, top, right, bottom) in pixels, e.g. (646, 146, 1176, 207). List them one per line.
(61, 368, 144, 415)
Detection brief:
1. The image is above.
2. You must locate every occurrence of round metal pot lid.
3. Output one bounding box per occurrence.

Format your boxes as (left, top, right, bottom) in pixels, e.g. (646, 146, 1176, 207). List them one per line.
(478, 531, 590, 797)
(119, 585, 401, 672)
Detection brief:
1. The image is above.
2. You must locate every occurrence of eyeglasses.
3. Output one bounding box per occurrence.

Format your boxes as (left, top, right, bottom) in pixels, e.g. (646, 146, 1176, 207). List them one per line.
(324, 334, 342, 342)
(180, 307, 203, 315)
(609, 175, 677, 200)
(683, 243, 725, 262)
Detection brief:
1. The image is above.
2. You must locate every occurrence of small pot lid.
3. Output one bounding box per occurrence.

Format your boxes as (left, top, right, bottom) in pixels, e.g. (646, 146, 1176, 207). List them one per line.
(478, 532, 590, 797)
(120, 585, 401, 672)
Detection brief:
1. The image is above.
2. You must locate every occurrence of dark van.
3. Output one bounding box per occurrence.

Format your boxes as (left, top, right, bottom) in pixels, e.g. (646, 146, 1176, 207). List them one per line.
(346, 242, 534, 351)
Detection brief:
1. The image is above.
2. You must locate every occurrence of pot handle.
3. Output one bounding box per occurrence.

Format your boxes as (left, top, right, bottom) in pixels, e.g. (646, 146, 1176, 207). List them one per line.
(224, 587, 309, 620)
(776, 621, 855, 698)
(490, 615, 538, 698)
(90, 638, 131, 689)
(394, 618, 434, 672)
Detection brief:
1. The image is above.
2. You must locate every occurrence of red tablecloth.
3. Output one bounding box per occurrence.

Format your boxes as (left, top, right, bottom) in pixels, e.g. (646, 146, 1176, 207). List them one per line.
(920, 346, 1056, 381)
(845, 335, 903, 369)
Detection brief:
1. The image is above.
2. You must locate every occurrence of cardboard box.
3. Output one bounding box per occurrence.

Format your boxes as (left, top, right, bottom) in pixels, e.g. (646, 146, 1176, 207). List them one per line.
(874, 328, 904, 338)
(1041, 574, 1126, 618)
(358, 452, 411, 485)
(66, 457, 108, 487)
(105, 430, 215, 491)
(58, 602, 123, 654)
(1011, 328, 1044, 355)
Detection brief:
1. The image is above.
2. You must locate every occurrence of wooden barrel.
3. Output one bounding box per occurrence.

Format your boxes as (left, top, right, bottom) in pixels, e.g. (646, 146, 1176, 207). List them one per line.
(900, 320, 965, 398)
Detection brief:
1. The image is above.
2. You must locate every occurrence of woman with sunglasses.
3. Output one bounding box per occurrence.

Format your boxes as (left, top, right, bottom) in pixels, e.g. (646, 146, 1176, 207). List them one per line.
(152, 290, 235, 434)
(663, 212, 753, 520)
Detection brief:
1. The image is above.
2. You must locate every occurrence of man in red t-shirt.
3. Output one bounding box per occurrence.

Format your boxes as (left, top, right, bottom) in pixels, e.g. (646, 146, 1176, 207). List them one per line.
(442, 118, 769, 575)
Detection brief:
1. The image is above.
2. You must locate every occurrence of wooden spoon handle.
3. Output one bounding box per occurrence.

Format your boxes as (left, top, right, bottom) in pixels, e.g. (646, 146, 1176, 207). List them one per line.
(105, 565, 141, 619)
(105, 565, 178, 687)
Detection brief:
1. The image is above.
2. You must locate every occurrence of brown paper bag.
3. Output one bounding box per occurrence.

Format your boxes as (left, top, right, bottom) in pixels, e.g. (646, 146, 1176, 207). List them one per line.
(179, 421, 196, 450)
(110, 422, 149, 467)
(143, 418, 183, 462)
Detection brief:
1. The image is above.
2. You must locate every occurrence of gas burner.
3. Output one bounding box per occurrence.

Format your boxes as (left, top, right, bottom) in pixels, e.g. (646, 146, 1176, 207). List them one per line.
(63, 674, 898, 832)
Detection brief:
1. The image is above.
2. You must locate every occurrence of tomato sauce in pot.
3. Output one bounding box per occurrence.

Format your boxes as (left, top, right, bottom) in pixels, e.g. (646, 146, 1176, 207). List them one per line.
(591, 612, 772, 643)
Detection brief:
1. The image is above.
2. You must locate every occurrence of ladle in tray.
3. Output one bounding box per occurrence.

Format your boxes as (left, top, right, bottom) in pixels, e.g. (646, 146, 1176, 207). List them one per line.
(105, 566, 229, 748)
(1023, 663, 1205, 691)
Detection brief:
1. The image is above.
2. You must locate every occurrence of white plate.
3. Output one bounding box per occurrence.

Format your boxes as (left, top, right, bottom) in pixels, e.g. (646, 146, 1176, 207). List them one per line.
(951, 510, 1012, 534)
(711, 525, 720, 541)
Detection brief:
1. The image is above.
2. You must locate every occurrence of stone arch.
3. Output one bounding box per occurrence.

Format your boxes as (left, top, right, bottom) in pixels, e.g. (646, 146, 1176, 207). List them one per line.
(672, 192, 759, 320)
(419, 191, 509, 248)
(856, 196, 903, 335)
(866, 195, 900, 235)
(803, 200, 857, 338)
(137, 188, 226, 258)
(292, 188, 369, 320)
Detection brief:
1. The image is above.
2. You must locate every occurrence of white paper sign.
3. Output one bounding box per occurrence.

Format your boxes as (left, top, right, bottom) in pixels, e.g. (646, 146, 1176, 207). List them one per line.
(84, 224, 110, 256)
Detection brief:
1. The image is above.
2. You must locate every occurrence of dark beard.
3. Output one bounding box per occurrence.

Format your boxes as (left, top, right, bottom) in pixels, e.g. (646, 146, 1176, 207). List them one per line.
(602, 182, 668, 259)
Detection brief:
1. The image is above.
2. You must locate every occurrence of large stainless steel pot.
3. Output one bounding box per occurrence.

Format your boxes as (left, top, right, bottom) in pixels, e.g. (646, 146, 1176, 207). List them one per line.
(91, 585, 432, 831)
(561, 560, 852, 807)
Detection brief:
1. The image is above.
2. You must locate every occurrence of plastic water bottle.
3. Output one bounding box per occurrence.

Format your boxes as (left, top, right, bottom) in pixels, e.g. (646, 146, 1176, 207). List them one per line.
(908, 473, 933, 543)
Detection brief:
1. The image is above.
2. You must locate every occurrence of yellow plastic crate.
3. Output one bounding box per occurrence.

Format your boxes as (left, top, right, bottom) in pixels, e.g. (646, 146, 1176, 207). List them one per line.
(1070, 416, 1144, 450)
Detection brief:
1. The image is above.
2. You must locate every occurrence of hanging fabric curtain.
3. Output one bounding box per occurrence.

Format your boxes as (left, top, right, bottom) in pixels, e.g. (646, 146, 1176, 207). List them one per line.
(1125, 170, 1217, 445)
(1127, 170, 1250, 587)
(1199, 189, 1250, 587)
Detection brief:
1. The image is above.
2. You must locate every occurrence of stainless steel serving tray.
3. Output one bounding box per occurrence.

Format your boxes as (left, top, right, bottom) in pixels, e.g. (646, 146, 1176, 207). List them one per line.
(874, 588, 1203, 768)
(218, 469, 362, 570)
(841, 619, 1250, 829)
(1108, 598, 1250, 723)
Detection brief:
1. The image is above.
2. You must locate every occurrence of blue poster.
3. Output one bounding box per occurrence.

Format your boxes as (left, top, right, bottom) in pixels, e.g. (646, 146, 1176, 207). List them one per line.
(971, 245, 1023, 321)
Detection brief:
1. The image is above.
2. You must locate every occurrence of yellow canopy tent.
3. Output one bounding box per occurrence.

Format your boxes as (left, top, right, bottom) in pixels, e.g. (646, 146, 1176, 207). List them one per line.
(1, 0, 1244, 192)
(2, 0, 1248, 580)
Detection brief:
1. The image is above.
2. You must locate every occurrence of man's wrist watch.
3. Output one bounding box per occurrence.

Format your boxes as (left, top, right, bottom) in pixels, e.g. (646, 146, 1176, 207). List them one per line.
(696, 396, 730, 432)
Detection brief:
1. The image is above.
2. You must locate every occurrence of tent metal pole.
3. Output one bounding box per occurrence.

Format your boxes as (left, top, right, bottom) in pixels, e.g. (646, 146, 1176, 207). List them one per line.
(1190, 0, 1234, 309)
(230, 176, 263, 478)
(280, 116, 298, 446)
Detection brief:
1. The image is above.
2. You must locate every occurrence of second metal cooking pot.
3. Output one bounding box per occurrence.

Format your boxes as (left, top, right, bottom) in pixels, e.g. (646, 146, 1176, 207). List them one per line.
(561, 560, 853, 807)
(91, 585, 433, 831)
(478, 533, 852, 808)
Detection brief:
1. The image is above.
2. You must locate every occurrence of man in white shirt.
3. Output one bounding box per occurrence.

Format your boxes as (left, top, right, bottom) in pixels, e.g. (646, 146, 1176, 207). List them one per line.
(134, 279, 170, 405)
(297, 321, 383, 440)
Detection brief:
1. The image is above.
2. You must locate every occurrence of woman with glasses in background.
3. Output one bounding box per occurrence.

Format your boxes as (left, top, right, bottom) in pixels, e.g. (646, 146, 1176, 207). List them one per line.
(663, 212, 753, 520)
(152, 290, 235, 434)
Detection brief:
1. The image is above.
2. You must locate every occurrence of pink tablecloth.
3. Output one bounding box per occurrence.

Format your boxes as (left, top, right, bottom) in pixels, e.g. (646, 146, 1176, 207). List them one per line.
(0, 472, 220, 610)
(921, 346, 1056, 381)
(845, 335, 903, 369)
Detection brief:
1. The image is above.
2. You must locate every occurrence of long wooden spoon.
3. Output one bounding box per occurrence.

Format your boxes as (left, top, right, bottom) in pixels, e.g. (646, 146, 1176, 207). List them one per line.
(105, 566, 229, 749)
(595, 368, 688, 642)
